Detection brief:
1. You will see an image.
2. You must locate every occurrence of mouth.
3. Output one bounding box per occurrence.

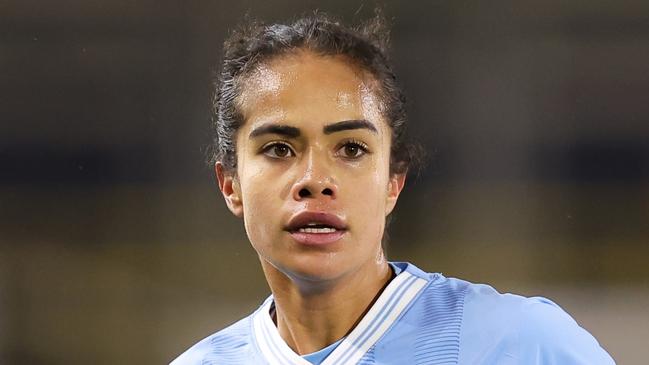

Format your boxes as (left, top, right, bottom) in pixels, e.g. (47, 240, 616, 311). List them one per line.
(285, 211, 347, 245)
(295, 225, 340, 234)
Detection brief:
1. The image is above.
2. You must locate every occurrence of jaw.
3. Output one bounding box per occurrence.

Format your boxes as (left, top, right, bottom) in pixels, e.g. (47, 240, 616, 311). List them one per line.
(258, 238, 386, 297)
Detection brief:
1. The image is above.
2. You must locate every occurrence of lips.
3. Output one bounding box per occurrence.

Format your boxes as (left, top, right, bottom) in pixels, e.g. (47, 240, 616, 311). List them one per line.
(285, 211, 347, 246)
(285, 211, 347, 232)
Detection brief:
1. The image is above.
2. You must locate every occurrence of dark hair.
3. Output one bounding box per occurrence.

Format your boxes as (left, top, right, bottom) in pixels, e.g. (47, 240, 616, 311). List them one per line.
(209, 12, 422, 176)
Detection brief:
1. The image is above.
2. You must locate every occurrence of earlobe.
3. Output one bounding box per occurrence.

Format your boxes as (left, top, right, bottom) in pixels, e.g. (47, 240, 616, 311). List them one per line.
(385, 173, 406, 216)
(216, 162, 244, 218)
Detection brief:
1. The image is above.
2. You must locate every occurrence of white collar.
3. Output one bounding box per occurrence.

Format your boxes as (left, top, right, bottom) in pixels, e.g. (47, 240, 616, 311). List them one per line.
(251, 268, 429, 365)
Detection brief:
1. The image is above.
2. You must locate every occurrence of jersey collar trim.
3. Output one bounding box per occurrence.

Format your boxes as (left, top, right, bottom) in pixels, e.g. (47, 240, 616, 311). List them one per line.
(251, 266, 429, 365)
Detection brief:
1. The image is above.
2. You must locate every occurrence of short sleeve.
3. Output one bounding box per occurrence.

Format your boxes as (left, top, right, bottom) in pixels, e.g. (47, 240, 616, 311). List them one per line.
(517, 296, 616, 364)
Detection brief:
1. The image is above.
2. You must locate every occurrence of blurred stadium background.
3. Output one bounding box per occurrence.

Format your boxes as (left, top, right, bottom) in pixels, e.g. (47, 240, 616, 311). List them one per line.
(1, 1, 648, 363)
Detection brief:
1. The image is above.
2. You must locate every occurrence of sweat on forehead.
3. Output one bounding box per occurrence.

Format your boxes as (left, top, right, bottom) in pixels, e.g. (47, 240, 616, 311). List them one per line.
(210, 14, 418, 176)
(235, 50, 386, 117)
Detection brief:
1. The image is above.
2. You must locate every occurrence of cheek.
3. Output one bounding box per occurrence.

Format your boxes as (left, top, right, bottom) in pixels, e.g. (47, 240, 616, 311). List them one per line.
(242, 196, 275, 253)
(345, 163, 389, 235)
(239, 169, 281, 247)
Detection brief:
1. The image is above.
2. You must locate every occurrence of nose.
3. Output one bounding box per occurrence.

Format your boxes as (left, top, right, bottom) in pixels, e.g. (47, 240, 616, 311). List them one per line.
(291, 151, 337, 201)
(296, 185, 335, 199)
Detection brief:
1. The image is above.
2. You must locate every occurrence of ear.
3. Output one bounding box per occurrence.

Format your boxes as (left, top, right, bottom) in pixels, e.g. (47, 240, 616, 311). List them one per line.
(385, 173, 406, 216)
(216, 162, 243, 218)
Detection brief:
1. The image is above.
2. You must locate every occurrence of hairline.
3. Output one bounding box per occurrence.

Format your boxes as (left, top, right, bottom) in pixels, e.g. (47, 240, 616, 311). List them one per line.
(222, 48, 392, 173)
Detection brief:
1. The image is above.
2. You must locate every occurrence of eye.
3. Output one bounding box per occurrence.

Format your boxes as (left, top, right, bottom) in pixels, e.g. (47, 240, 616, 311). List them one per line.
(337, 140, 369, 159)
(261, 142, 295, 159)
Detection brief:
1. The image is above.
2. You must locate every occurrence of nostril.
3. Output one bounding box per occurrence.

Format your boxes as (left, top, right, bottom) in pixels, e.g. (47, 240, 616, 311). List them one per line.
(298, 188, 311, 198)
(322, 188, 333, 196)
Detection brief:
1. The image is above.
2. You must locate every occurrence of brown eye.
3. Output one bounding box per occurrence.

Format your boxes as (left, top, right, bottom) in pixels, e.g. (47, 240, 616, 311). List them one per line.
(274, 144, 290, 157)
(337, 141, 368, 159)
(344, 145, 360, 158)
(262, 142, 294, 159)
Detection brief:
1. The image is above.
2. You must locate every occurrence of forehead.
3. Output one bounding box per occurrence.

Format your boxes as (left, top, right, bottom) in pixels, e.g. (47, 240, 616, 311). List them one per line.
(237, 51, 386, 129)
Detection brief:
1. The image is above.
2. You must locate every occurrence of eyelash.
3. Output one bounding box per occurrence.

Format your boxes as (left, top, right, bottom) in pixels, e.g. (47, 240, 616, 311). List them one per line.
(259, 139, 370, 160)
(260, 141, 295, 159)
(336, 139, 370, 159)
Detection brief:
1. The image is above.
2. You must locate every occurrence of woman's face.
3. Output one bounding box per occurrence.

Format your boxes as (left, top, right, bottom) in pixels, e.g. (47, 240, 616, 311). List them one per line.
(218, 50, 405, 283)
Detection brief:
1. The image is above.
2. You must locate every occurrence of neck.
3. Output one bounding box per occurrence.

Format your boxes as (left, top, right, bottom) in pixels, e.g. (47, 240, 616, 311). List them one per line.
(260, 257, 393, 355)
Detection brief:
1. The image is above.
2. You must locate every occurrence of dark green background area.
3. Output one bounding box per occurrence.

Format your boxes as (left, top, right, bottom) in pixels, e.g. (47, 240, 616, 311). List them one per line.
(1, 1, 647, 364)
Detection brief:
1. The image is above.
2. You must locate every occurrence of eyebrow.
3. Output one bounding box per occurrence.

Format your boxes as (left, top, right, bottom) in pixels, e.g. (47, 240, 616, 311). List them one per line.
(248, 119, 378, 139)
(323, 120, 377, 134)
(249, 124, 300, 139)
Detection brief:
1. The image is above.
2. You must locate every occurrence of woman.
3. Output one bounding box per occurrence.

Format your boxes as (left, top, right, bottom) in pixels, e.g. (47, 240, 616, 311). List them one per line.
(172, 14, 614, 364)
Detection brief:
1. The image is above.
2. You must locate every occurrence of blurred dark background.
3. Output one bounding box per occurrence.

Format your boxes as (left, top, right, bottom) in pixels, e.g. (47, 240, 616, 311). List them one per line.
(1, 1, 648, 364)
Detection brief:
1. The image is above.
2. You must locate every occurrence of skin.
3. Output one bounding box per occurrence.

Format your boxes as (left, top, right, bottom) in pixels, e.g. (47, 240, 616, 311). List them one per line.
(216, 50, 406, 355)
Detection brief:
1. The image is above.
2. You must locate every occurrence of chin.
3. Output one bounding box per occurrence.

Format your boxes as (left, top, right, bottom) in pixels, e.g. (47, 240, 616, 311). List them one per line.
(279, 253, 352, 283)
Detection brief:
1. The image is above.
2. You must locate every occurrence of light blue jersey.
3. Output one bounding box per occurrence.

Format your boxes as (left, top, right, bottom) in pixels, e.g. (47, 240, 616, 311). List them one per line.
(171, 262, 615, 364)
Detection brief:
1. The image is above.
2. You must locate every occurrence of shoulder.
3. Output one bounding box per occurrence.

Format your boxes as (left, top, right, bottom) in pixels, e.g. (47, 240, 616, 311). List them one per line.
(457, 278, 615, 364)
(169, 316, 255, 365)
(515, 296, 615, 364)
(395, 263, 614, 364)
